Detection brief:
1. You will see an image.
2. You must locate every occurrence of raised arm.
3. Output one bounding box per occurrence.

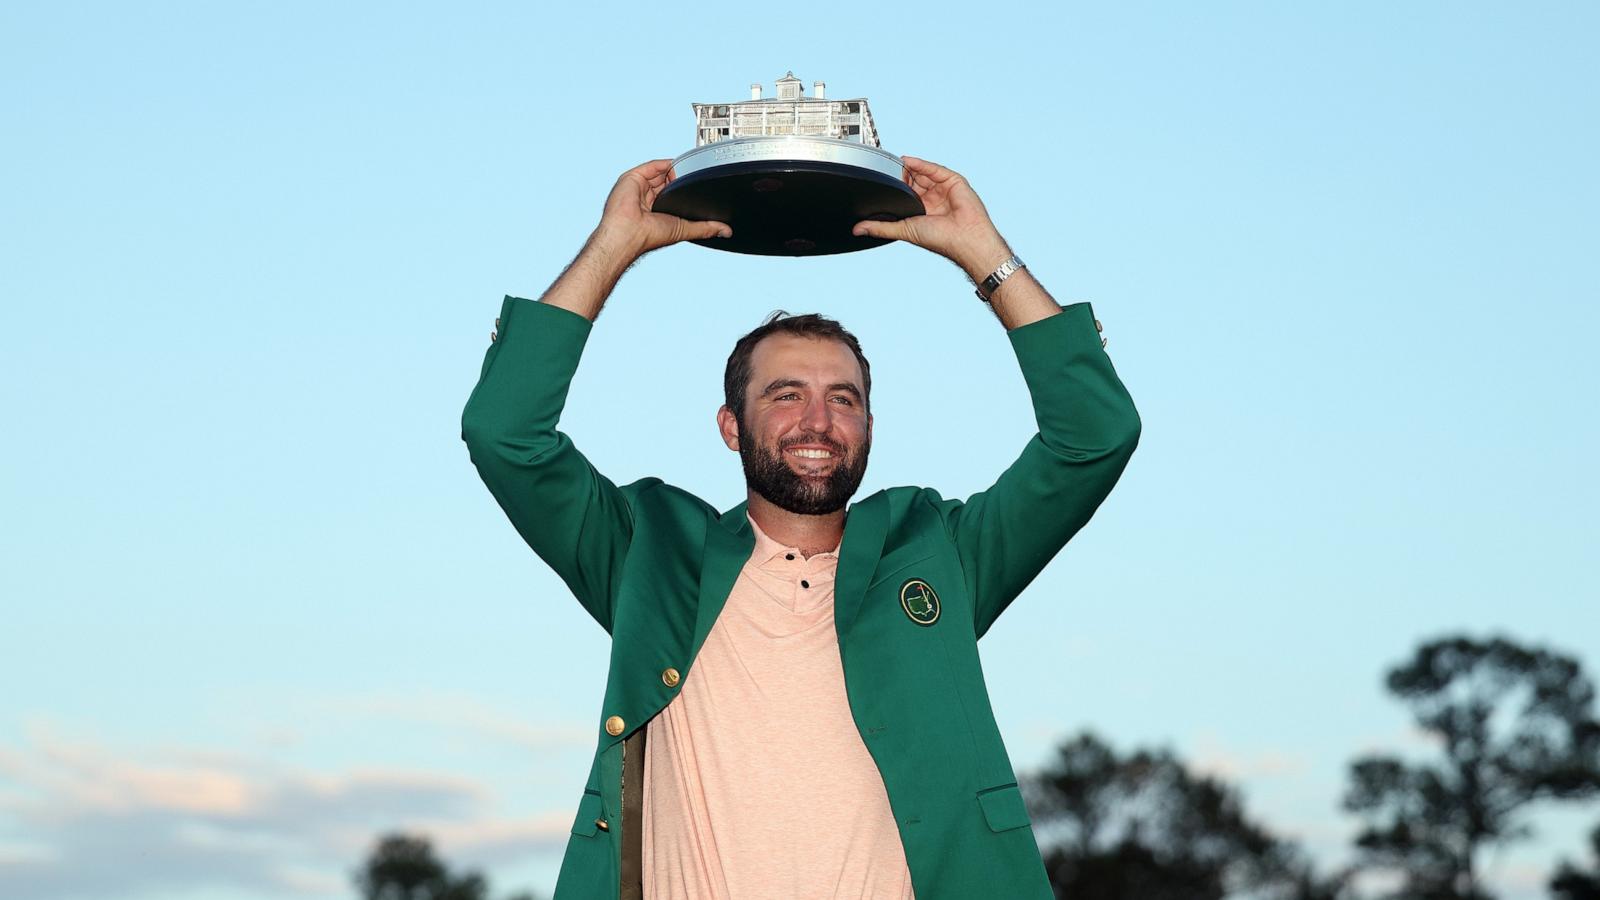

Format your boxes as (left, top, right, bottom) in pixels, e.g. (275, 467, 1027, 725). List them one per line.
(944, 304, 1139, 636)
(851, 155, 1060, 330)
(460, 160, 729, 631)
(543, 159, 732, 323)
(854, 157, 1141, 636)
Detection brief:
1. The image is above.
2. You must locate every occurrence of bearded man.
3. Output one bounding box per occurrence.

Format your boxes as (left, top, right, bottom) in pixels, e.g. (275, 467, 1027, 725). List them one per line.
(461, 156, 1141, 900)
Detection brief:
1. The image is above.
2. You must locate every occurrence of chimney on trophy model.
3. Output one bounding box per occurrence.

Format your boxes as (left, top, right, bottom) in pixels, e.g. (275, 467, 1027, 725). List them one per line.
(776, 71, 802, 100)
(750, 83, 762, 100)
(813, 81, 826, 99)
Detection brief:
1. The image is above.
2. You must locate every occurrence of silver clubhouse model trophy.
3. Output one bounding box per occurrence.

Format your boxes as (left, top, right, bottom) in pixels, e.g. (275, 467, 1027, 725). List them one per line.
(653, 72, 924, 256)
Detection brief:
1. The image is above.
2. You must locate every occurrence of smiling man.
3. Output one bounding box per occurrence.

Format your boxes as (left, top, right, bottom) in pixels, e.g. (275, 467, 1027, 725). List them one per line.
(461, 156, 1140, 900)
(720, 315, 874, 541)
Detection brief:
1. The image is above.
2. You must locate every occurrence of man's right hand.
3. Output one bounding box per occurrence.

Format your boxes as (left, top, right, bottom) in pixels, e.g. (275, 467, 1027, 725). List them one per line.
(591, 159, 732, 262)
(538, 160, 729, 322)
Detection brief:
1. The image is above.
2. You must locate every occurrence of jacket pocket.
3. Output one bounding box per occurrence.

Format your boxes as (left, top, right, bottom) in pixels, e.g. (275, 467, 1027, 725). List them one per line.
(570, 790, 605, 837)
(976, 783, 1031, 833)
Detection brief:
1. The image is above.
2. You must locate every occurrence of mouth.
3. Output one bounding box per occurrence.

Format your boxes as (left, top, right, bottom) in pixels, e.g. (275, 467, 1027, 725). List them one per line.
(782, 443, 843, 475)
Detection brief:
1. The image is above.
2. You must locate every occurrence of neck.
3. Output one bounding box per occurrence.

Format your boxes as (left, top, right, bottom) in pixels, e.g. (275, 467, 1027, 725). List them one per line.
(746, 492, 846, 558)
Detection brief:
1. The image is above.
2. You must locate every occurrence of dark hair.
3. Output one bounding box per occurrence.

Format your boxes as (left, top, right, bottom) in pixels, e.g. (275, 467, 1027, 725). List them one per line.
(723, 311, 872, 426)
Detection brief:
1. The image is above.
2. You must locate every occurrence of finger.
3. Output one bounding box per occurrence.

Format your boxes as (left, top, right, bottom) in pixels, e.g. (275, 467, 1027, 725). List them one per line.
(613, 161, 674, 205)
(852, 217, 914, 242)
(628, 158, 675, 179)
(907, 172, 940, 197)
(901, 155, 960, 182)
(680, 218, 733, 241)
(619, 159, 675, 192)
(639, 168, 679, 207)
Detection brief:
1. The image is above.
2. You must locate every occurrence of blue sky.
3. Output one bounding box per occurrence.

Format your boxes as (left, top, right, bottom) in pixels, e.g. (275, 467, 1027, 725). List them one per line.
(2, 2, 1597, 898)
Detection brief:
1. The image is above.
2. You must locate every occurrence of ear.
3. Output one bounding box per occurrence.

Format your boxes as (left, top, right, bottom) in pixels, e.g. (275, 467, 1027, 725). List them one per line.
(716, 405, 741, 452)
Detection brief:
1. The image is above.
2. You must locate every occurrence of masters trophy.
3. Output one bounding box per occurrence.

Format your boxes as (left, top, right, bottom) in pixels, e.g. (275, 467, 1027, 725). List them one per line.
(652, 72, 923, 257)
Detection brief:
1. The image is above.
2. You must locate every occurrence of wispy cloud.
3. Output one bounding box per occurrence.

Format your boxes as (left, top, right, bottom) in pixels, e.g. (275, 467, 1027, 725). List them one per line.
(0, 722, 571, 900)
(309, 689, 591, 754)
(1188, 733, 1309, 781)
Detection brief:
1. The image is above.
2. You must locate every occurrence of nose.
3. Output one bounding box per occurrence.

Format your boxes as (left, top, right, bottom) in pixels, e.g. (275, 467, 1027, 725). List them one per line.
(800, 394, 833, 434)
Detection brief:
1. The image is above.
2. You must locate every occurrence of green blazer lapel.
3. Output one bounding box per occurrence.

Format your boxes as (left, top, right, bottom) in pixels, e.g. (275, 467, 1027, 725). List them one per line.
(834, 492, 889, 637)
(691, 502, 753, 662)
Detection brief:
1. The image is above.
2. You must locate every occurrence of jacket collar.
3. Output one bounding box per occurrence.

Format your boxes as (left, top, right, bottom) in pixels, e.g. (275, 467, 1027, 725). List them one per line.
(833, 492, 888, 637)
(691, 502, 753, 662)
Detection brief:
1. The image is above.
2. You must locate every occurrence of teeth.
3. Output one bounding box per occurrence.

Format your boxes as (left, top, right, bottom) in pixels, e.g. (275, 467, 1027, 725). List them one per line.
(791, 448, 834, 459)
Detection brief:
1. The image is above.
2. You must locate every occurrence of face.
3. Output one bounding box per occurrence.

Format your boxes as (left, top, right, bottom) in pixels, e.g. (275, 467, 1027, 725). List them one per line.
(718, 333, 872, 515)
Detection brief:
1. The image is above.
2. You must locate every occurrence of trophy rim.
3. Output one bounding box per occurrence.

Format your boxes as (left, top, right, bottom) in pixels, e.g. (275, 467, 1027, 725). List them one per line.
(671, 136, 906, 182)
(654, 159, 923, 257)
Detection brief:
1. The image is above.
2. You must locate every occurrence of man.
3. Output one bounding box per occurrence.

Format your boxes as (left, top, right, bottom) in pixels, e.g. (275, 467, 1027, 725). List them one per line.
(462, 156, 1140, 900)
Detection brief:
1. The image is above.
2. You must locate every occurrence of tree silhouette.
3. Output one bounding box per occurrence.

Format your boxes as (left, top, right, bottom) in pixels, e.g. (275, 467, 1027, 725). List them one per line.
(354, 832, 541, 900)
(1022, 731, 1348, 900)
(1343, 636, 1600, 899)
(1550, 824, 1600, 900)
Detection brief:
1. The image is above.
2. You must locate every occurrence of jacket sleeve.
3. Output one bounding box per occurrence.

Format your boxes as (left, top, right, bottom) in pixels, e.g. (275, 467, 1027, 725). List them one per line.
(937, 302, 1141, 638)
(460, 296, 632, 633)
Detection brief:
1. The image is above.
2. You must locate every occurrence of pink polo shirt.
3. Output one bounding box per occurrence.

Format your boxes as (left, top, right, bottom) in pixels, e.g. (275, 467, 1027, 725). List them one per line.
(641, 516, 915, 900)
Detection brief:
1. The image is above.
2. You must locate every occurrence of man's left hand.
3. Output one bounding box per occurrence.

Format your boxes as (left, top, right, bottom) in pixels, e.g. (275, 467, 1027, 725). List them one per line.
(851, 156, 1013, 280)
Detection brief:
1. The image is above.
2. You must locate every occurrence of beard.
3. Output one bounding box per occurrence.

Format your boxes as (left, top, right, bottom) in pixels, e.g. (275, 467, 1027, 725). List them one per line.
(739, 430, 870, 515)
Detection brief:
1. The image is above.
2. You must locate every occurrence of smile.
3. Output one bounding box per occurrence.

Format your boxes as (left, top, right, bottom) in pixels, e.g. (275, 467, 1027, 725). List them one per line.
(788, 448, 835, 459)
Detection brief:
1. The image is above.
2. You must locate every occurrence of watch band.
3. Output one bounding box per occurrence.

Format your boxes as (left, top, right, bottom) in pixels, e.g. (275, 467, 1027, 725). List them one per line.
(974, 255, 1025, 303)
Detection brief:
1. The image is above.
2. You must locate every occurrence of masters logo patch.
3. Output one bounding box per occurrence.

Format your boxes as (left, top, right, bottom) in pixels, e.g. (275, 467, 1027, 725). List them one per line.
(899, 578, 941, 626)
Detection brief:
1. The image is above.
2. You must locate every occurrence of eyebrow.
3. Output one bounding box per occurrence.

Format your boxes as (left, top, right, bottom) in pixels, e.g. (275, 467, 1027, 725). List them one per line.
(760, 378, 864, 403)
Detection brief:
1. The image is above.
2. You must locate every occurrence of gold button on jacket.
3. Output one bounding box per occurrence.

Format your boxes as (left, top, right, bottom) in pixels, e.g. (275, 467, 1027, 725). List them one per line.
(604, 715, 625, 736)
(661, 667, 681, 688)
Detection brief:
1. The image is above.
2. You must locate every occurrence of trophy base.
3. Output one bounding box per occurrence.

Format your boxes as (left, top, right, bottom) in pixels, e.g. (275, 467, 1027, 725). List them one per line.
(654, 151, 924, 257)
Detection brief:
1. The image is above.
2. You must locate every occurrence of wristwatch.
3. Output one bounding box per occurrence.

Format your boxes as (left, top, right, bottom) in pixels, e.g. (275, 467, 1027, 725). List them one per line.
(974, 256, 1025, 303)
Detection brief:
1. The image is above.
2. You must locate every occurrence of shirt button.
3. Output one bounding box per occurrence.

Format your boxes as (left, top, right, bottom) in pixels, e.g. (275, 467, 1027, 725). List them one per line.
(605, 715, 625, 736)
(661, 667, 681, 688)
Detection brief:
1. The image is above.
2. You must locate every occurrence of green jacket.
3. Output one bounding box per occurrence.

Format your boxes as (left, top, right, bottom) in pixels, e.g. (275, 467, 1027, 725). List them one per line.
(461, 296, 1140, 899)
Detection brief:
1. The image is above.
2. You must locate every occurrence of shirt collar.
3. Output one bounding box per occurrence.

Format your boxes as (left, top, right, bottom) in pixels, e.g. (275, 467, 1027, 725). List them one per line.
(746, 513, 840, 564)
